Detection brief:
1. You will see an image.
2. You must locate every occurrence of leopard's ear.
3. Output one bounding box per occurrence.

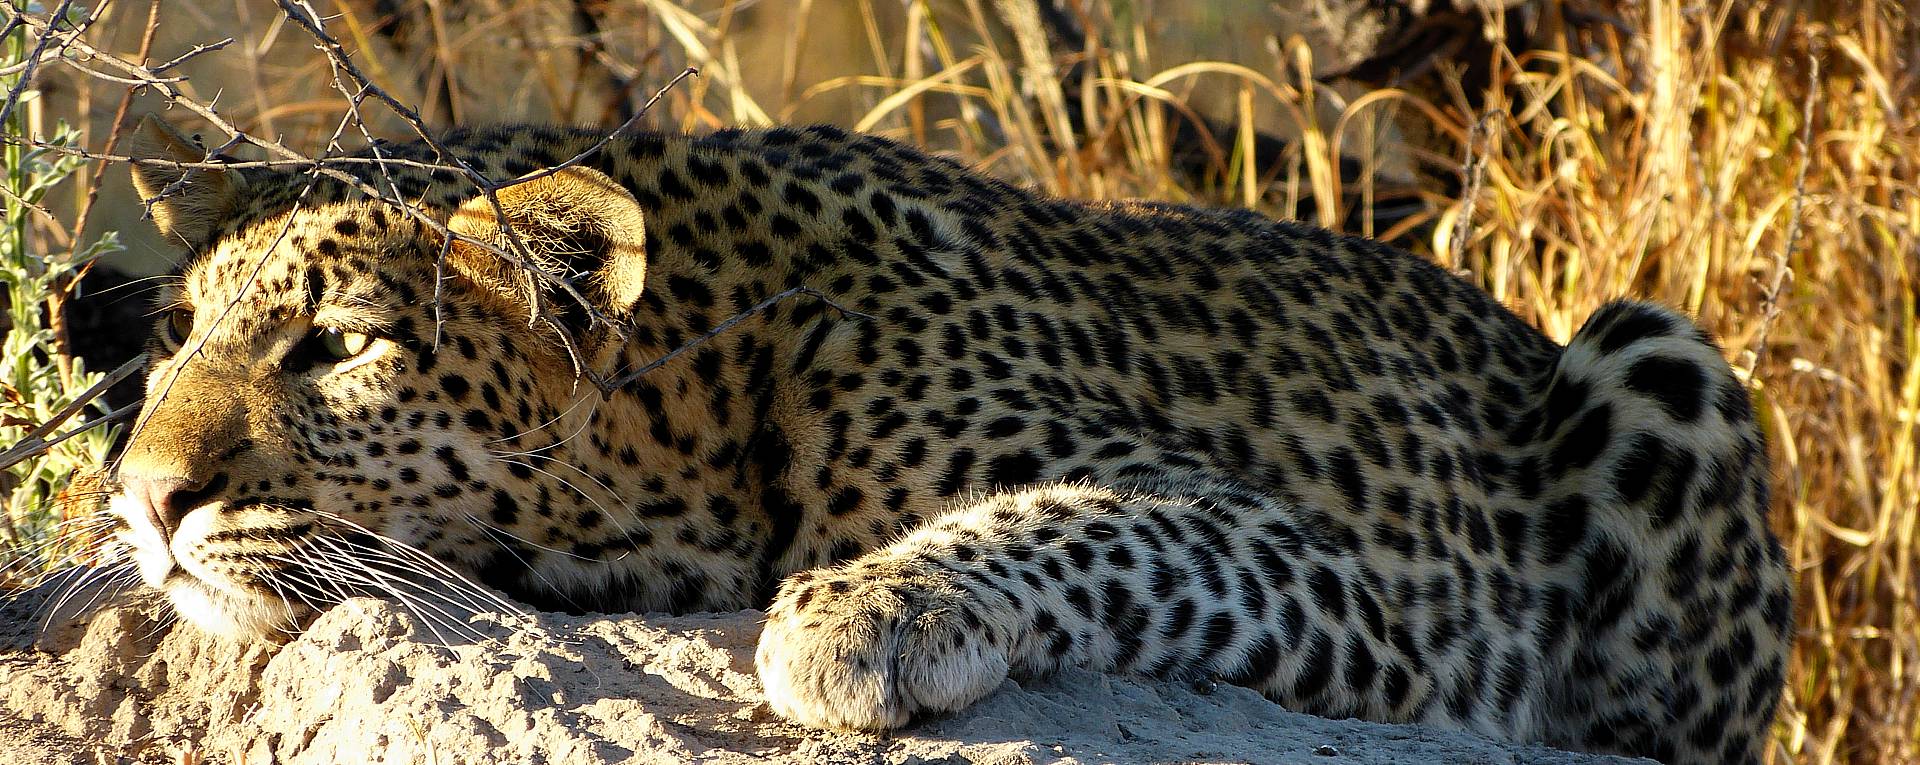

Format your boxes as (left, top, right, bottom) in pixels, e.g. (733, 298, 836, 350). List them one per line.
(127, 115, 248, 249)
(446, 166, 649, 333)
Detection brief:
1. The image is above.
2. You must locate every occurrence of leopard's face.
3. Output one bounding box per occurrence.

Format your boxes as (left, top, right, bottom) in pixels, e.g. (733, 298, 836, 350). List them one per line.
(111, 203, 573, 637)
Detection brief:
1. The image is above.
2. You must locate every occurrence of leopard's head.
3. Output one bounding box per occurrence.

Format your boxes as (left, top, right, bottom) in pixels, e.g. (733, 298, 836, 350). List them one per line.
(110, 117, 655, 638)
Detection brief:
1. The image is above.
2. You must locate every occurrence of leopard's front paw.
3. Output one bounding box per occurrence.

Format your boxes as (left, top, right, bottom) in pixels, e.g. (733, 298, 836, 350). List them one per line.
(755, 563, 1011, 731)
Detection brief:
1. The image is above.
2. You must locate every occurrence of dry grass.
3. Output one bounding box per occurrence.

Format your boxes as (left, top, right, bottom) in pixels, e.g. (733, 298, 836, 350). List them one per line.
(8, 0, 1916, 762)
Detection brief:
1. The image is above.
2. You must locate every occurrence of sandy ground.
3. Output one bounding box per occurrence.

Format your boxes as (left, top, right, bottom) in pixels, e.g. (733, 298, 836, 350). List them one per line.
(0, 575, 1648, 765)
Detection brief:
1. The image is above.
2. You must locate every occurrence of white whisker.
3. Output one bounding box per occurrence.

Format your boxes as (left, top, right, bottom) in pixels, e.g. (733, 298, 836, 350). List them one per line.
(133, 608, 180, 645)
(2, 533, 126, 586)
(318, 534, 509, 618)
(487, 391, 600, 448)
(459, 512, 596, 561)
(303, 510, 524, 617)
(302, 559, 483, 646)
(285, 540, 492, 646)
(37, 560, 137, 633)
(257, 550, 320, 635)
(484, 456, 639, 545)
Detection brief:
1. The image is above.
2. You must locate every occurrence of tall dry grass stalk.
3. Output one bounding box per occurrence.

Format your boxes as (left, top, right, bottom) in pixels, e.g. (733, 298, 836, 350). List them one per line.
(1417, 5, 1918, 759)
(9, 0, 1915, 762)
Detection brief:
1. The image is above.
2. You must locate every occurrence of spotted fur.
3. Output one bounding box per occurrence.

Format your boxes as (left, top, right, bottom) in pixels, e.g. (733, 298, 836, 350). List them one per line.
(110, 117, 1790, 763)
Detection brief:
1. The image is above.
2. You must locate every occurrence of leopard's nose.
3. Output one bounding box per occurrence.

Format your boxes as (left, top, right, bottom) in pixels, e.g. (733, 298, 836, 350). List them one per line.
(118, 473, 220, 539)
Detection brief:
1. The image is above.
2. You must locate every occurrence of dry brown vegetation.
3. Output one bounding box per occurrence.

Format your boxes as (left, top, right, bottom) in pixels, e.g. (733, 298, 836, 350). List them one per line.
(2, 1, 1915, 763)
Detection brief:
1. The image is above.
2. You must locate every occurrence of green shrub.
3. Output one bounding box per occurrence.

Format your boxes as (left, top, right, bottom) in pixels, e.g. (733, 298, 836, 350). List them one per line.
(0, 10, 122, 580)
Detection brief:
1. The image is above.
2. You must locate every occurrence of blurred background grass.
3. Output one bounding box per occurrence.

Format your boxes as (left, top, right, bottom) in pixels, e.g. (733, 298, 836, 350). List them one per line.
(2, 0, 1914, 762)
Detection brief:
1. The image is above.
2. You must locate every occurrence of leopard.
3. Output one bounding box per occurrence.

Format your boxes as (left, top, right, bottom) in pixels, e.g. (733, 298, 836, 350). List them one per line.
(106, 114, 1792, 764)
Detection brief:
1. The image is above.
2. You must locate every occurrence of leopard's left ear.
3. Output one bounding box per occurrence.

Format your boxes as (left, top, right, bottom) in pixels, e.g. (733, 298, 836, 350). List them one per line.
(127, 115, 249, 249)
(445, 166, 649, 331)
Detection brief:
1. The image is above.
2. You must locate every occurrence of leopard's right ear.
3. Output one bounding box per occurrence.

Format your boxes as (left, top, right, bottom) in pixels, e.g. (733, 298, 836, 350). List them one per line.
(445, 166, 649, 338)
(127, 115, 248, 249)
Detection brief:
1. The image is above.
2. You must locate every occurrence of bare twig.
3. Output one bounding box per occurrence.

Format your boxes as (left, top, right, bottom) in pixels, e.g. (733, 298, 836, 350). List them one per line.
(0, 175, 59, 223)
(433, 67, 699, 349)
(0, 354, 145, 472)
(0, 402, 137, 474)
(71, 0, 165, 247)
(0, 0, 808, 468)
(1448, 110, 1499, 267)
(278, 0, 618, 375)
(0, 0, 78, 128)
(0, 45, 61, 77)
(0, 137, 474, 174)
(10, 2, 611, 372)
(4, 5, 374, 183)
(142, 132, 248, 218)
(498, 66, 699, 190)
(5, 0, 699, 384)
(1744, 45, 1820, 383)
(149, 36, 233, 74)
(593, 286, 875, 398)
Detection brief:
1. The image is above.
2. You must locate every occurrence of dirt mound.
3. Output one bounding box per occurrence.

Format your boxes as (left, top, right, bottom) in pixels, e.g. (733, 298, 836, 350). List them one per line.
(0, 576, 1647, 764)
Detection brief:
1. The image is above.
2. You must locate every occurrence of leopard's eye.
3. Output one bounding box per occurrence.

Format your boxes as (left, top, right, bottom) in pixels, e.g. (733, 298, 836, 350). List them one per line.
(311, 327, 372, 363)
(163, 309, 193, 347)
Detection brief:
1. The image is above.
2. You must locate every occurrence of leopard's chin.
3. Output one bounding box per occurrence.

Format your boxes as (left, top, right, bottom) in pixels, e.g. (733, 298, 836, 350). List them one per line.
(164, 575, 311, 641)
